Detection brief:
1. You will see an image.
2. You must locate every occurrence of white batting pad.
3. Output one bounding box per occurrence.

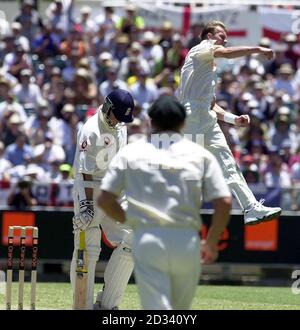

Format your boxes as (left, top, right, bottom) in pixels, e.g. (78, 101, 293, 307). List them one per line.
(100, 241, 134, 309)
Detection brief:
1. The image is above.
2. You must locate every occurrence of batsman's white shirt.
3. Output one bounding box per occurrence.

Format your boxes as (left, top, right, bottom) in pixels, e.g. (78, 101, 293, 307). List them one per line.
(178, 39, 219, 133)
(73, 108, 127, 180)
(101, 134, 231, 309)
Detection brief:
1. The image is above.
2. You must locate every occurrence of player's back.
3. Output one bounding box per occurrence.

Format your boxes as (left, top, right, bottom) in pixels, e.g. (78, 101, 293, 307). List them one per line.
(114, 135, 221, 230)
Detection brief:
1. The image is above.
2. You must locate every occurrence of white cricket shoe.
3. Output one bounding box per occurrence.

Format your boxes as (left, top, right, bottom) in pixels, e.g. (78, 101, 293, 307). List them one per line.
(93, 291, 118, 310)
(244, 199, 281, 225)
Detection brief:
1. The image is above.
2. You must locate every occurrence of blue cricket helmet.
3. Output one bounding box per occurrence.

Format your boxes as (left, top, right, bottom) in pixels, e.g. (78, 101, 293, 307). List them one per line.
(105, 89, 134, 123)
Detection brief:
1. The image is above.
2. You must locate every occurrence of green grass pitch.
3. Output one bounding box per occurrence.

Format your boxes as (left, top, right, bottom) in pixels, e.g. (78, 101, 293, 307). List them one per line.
(1, 283, 300, 310)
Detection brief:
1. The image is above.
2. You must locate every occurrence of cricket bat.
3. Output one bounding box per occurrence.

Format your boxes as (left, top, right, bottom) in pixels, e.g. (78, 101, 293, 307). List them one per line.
(73, 230, 88, 310)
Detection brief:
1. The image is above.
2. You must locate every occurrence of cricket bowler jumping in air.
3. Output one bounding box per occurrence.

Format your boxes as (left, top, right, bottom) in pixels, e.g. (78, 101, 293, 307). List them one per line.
(178, 20, 281, 225)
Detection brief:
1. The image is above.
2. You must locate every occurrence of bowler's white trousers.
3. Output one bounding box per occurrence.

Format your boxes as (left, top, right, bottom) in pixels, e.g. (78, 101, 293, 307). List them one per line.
(183, 120, 257, 211)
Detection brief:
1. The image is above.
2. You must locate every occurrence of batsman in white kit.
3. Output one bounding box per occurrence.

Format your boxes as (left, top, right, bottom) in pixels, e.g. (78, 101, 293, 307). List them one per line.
(178, 20, 281, 225)
(71, 89, 135, 310)
(97, 96, 232, 309)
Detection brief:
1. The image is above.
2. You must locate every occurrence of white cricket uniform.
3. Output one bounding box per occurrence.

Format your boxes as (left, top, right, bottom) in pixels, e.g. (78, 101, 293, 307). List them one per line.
(101, 134, 231, 309)
(70, 108, 134, 309)
(178, 39, 256, 210)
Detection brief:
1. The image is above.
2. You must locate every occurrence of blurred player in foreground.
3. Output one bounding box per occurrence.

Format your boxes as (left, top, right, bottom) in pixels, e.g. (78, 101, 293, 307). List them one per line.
(178, 20, 281, 225)
(71, 89, 135, 309)
(97, 95, 232, 309)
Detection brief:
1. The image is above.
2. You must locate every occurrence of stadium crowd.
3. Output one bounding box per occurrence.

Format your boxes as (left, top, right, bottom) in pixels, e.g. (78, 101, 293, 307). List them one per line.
(0, 0, 300, 209)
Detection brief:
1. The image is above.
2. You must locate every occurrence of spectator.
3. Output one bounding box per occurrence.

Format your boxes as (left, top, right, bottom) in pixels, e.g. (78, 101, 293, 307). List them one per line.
(32, 24, 60, 60)
(1, 34, 15, 66)
(95, 6, 118, 41)
(11, 22, 30, 52)
(263, 147, 293, 209)
(7, 175, 37, 208)
(130, 68, 159, 109)
(62, 51, 79, 83)
(268, 91, 291, 120)
(91, 24, 112, 58)
(5, 132, 33, 166)
(248, 139, 268, 170)
(2, 43, 32, 80)
(268, 114, 298, 152)
(55, 103, 80, 164)
(33, 132, 65, 171)
(217, 72, 236, 105)
(35, 57, 55, 86)
(141, 31, 164, 75)
(265, 43, 291, 76)
(283, 33, 299, 70)
(263, 147, 292, 189)
(60, 25, 86, 58)
(252, 82, 272, 120)
(41, 64, 61, 94)
(72, 68, 97, 106)
(52, 163, 73, 207)
(63, 87, 76, 106)
(116, 4, 145, 36)
(240, 154, 256, 172)
(0, 78, 27, 122)
(24, 98, 55, 146)
(99, 62, 128, 100)
(42, 68, 65, 117)
(3, 112, 25, 146)
(158, 21, 173, 49)
(289, 146, 300, 168)
(13, 68, 42, 109)
(279, 139, 293, 166)
(76, 6, 96, 36)
(113, 34, 130, 62)
(234, 92, 253, 116)
(119, 42, 149, 81)
(95, 52, 113, 84)
(166, 34, 189, 71)
(76, 57, 94, 74)
(124, 57, 142, 86)
(44, 160, 63, 183)
(46, 0, 70, 34)
(243, 163, 260, 184)
(186, 23, 203, 49)
(273, 64, 296, 97)
(14, 0, 43, 45)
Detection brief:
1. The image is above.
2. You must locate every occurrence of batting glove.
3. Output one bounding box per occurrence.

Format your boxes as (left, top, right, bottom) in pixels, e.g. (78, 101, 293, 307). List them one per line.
(72, 200, 95, 231)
